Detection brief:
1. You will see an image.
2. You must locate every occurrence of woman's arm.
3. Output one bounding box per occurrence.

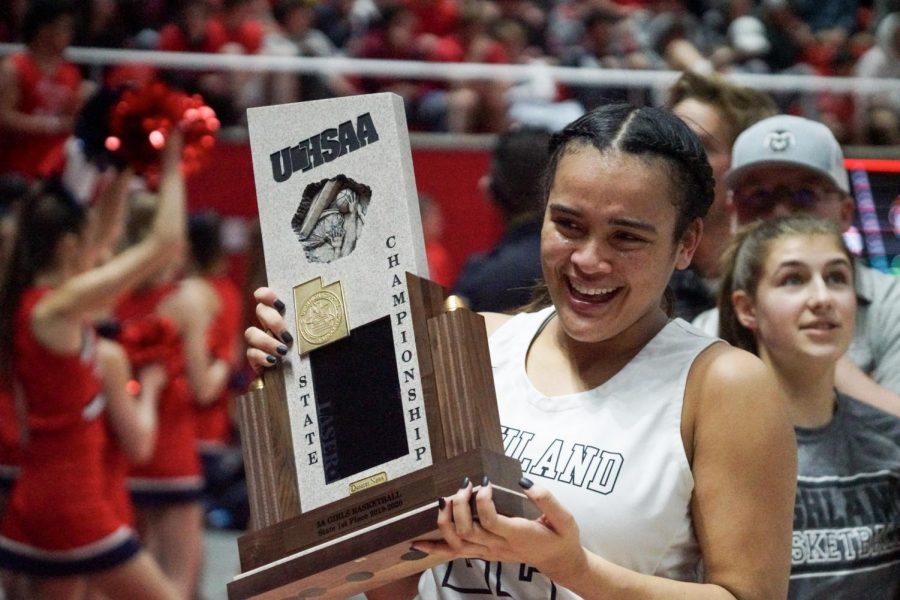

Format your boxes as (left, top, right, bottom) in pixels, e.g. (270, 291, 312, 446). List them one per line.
(413, 344, 797, 600)
(86, 167, 135, 262)
(835, 355, 900, 417)
(36, 132, 187, 332)
(678, 344, 797, 599)
(165, 278, 230, 405)
(97, 338, 164, 464)
(572, 346, 796, 599)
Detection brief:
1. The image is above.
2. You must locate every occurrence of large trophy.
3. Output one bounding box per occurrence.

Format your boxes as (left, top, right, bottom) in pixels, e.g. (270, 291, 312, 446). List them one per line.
(229, 93, 534, 600)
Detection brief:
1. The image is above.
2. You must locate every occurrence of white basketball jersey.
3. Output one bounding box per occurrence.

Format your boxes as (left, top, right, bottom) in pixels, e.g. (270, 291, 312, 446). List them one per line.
(418, 306, 719, 599)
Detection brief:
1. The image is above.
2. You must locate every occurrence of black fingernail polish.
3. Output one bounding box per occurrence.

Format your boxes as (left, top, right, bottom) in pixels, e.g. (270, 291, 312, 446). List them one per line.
(481, 476, 489, 487)
(519, 477, 533, 489)
(276, 344, 288, 356)
(460, 477, 470, 489)
(274, 299, 286, 313)
(437, 497, 446, 510)
(266, 355, 277, 364)
(281, 330, 293, 345)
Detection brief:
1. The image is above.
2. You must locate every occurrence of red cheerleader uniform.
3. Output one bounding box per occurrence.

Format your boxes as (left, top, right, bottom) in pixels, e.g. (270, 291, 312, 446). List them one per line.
(0, 381, 21, 490)
(115, 284, 203, 505)
(195, 275, 242, 450)
(103, 414, 135, 527)
(0, 288, 140, 576)
(0, 52, 82, 180)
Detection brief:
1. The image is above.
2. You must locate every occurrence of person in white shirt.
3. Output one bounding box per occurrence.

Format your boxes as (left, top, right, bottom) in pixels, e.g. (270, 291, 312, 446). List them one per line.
(246, 104, 797, 600)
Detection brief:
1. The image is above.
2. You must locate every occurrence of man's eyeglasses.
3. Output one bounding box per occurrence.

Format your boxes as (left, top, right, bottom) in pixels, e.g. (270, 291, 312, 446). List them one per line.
(733, 184, 840, 221)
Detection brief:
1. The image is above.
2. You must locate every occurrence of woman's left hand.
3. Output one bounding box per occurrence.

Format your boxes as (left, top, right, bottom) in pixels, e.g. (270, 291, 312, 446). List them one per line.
(412, 478, 589, 586)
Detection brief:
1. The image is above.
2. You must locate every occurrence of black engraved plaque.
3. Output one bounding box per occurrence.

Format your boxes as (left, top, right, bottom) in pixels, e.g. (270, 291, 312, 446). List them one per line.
(310, 316, 408, 483)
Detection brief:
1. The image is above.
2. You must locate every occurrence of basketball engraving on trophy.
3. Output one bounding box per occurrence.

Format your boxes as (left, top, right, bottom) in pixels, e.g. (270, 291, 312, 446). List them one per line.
(292, 175, 371, 263)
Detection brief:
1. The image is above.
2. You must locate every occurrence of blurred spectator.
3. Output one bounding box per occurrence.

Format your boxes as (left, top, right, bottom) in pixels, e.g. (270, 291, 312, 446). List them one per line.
(0, 0, 26, 43)
(218, 0, 267, 118)
(0, 0, 88, 181)
(454, 126, 551, 312)
(855, 12, 900, 81)
(493, 15, 546, 64)
(406, 0, 460, 38)
(426, 1, 511, 132)
(498, 16, 585, 131)
(247, 0, 281, 36)
(494, 0, 550, 52)
(854, 12, 900, 145)
(353, 5, 454, 131)
(314, 0, 362, 50)
(790, 0, 859, 38)
(158, 1, 225, 56)
(157, 0, 233, 119)
(666, 71, 777, 321)
(561, 6, 633, 109)
(419, 194, 454, 289)
(639, 0, 717, 71)
(158, 0, 264, 125)
(216, 0, 265, 55)
(265, 0, 356, 105)
(77, 0, 130, 49)
(754, 0, 817, 72)
(725, 15, 772, 72)
(815, 46, 857, 143)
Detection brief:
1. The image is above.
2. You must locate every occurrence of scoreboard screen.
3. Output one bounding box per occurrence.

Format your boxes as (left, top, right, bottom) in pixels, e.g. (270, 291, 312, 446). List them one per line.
(843, 155, 900, 275)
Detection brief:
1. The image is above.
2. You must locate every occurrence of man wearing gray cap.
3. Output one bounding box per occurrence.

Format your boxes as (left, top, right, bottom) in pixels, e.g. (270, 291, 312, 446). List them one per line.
(694, 114, 900, 415)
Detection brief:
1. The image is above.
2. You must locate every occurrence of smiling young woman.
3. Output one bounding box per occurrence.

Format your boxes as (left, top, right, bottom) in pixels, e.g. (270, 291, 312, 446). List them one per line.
(247, 104, 798, 600)
(538, 147, 699, 363)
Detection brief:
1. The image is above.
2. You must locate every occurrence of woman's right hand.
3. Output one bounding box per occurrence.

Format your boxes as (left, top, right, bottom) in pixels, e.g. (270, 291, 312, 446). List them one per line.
(245, 286, 293, 373)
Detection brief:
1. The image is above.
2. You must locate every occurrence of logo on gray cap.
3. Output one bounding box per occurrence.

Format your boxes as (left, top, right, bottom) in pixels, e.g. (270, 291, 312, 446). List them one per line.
(763, 130, 795, 152)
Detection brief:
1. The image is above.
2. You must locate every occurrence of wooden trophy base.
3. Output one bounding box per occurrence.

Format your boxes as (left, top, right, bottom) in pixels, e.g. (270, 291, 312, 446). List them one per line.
(229, 275, 530, 599)
(228, 449, 538, 599)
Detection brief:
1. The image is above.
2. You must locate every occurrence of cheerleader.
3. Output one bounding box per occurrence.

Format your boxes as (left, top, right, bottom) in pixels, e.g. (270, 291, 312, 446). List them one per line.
(185, 212, 244, 523)
(0, 134, 185, 599)
(115, 200, 230, 600)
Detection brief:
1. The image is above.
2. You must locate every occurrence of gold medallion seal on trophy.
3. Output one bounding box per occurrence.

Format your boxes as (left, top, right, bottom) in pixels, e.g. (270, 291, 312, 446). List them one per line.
(293, 277, 350, 354)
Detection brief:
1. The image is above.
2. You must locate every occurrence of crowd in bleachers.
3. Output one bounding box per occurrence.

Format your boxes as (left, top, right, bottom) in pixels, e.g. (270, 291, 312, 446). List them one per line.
(0, 0, 897, 142)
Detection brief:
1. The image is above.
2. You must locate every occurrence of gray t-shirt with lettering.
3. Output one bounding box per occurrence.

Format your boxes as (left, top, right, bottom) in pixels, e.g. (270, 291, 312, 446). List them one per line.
(789, 392, 900, 600)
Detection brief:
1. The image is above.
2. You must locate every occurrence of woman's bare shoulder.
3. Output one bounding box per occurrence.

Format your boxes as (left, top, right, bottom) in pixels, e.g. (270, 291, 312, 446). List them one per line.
(685, 342, 786, 430)
(691, 343, 772, 388)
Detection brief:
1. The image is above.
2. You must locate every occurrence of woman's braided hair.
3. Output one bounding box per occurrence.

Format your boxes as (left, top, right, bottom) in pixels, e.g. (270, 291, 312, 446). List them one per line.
(542, 104, 714, 240)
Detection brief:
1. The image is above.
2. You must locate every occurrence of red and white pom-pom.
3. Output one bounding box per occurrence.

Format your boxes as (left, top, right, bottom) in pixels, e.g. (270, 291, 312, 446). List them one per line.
(104, 81, 218, 181)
